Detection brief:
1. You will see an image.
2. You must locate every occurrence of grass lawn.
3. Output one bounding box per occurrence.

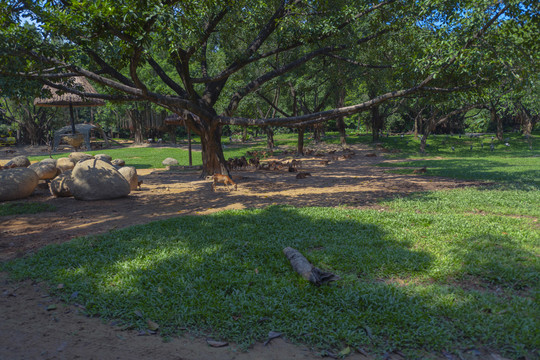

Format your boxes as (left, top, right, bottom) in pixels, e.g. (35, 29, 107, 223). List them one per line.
(0, 202, 56, 216)
(5, 131, 539, 358)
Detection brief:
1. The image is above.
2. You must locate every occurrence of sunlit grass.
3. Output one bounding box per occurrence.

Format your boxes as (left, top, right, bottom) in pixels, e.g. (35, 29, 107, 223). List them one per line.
(3, 205, 538, 358)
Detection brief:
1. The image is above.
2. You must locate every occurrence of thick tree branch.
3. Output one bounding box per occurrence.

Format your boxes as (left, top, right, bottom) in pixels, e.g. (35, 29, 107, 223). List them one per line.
(85, 49, 135, 87)
(147, 55, 188, 97)
(224, 29, 389, 116)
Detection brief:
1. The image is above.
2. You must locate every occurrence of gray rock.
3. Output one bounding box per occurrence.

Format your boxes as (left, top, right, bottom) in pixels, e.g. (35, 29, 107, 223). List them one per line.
(40, 158, 57, 166)
(111, 159, 125, 167)
(71, 159, 130, 200)
(28, 162, 59, 180)
(162, 157, 179, 166)
(69, 152, 94, 163)
(94, 154, 112, 163)
(57, 157, 76, 172)
(5, 155, 30, 168)
(118, 166, 139, 190)
(49, 170, 73, 197)
(0, 167, 39, 201)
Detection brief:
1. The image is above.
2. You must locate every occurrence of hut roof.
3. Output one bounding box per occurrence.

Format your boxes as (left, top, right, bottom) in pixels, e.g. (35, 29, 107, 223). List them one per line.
(164, 114, 183, 125)
(34, 76, 105, 107)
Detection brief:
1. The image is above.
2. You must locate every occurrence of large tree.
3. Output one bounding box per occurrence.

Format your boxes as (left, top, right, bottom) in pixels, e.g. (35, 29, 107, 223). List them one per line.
(1, 0, 535, 176)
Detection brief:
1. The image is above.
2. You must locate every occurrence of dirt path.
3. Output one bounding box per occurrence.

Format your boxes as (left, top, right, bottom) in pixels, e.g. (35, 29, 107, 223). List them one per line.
(0, 143, 480, 359)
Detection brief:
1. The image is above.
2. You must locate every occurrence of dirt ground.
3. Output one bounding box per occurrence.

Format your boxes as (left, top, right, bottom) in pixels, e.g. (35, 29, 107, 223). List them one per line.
(0, 143, 486, 360)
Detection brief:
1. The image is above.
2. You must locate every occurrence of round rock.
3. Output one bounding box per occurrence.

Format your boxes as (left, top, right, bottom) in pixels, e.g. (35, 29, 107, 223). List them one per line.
(49, 170, 73, 197)
(28, 162, 59, 180)
(40, 158, 57, 166)
(162, 157, 179, 166)
(0, 167, 39, 201)
(57, 157, 76, 173)
(69, 152, 94, 163)
(94, 154, 112, 163)
(71, 159, 130, 201)
(118, 166, 139, 191)
(5, 155, 30, 168)
(111, 158, 125, 167)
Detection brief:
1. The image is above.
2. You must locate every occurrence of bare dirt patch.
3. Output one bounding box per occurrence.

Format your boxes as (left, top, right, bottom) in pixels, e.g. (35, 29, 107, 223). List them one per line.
(1, 143, 482, 360)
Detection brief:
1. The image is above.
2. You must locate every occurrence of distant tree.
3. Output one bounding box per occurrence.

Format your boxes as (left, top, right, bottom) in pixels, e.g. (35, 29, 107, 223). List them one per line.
(1, 1, 535, 175)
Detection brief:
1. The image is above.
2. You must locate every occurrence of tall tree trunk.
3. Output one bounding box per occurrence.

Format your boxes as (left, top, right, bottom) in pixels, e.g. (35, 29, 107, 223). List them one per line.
(242, 126, 248, 142)
(371, 105, 382, 141)
(199, 123, 229, 178)
(264, 126, 274, 151)
(127, 108, 145, 144)
(313, 124, 322, 143)
(297, 127, 305, 155)
(491, 107, 503, 141)
(336, 86, 347, 146)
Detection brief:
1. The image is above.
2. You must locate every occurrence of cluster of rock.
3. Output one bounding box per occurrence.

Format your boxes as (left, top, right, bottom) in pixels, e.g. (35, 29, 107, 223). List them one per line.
(0, 153, 138, 202)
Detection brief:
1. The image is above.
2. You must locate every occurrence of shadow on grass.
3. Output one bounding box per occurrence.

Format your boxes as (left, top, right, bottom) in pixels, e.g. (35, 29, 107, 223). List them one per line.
(2, 206, 537, 357)
(381, 157, 540, 187)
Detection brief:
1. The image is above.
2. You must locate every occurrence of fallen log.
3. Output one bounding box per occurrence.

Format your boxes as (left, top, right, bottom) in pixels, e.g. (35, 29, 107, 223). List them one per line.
(283, 247, 340, 286)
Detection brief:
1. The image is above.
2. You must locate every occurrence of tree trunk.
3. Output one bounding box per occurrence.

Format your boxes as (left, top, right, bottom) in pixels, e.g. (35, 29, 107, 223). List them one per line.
(127, 108, 145, 144)
(313, 124, 322, 143)
(242, 126, 248, 142)
(336, 86, 347, 146)
(264, 126, 274, 150)
(297, 127, 305, 155)
(491, 107, 503, 141)
(199, 124, 229, 178)
(371, 105, 382, 141)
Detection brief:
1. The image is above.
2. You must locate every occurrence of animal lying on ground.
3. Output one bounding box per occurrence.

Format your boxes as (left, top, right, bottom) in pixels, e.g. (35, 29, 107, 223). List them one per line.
(212, 174, 238, 191)
(296, 172, 311, 179)
(413, 166, 427, 174)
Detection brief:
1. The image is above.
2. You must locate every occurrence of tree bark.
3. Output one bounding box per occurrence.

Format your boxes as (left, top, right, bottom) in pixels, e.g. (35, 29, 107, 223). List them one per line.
(127, 108, 145, 144)
(199, 124, 229, 178)
(283, 247, 340, 286)
(336, 85, 347, 146)
(371, 105, 382, 141)
(264, 126, 274, 150)
(491, 107, 503, 141)
(297, 127, 305, 155)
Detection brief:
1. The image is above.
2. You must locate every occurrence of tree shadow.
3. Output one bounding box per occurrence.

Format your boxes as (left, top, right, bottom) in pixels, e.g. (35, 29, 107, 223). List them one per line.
(4, 206, 537, 356)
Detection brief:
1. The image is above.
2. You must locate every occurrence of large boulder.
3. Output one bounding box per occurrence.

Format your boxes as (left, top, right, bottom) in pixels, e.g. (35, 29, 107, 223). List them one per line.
(5, 155, 30, 168)
(118, 166, 139, 191)
(111, 158, 125, 167)
(0, 168, 39, 201)
(71, 159, 130, 200)
(49, 170, 73, 197)
(40, 158, 57, 166)
(57, 157, 76, 173)
(69, 152, 94, 163)
(28, 162, 59, 180)
(94, 154, 112, 163)
(162, 157, 179, 166)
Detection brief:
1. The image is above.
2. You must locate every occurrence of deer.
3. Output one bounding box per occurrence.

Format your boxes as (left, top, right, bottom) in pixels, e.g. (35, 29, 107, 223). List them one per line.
(212, 174, 238, 191)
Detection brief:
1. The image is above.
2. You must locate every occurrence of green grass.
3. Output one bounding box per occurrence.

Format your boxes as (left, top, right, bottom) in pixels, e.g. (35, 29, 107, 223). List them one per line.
(0, 202, 56, 216)
(2, 204, 538, 358)
(27, 134, 301, 169)
(382, 157, 540, 187)
(6, 131, 539, 358)
(340, 132, 539, 159)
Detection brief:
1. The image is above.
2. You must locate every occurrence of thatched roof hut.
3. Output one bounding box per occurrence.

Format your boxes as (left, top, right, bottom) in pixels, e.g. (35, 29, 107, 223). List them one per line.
(34, 76, 105, 107)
